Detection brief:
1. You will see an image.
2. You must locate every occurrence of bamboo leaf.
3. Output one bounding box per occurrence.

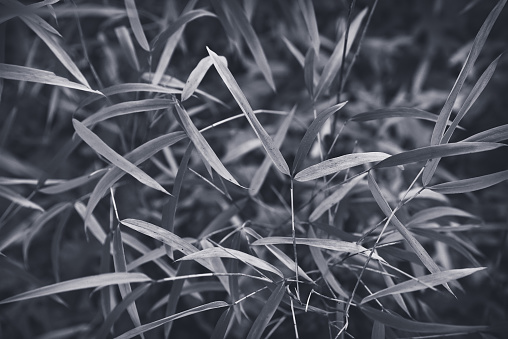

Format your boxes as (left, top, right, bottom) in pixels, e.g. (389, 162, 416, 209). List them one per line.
(179, 247, 284, 278)
(428, 169, 508, 194)
(350, 107, 449, 124)
(407, 206, 477, 226)
(295, 152, 389, 182)
(281, 36, 304, 66)
(174, 100, 240, 186)
(310, 173, 366, 221)
(39, 169, 106, 194)
(0, 272, 151, 304)
(374, 142, 504, 169)
(292, 102, 348, 174)
(0, 63, 99, 94)
(314, 8, 367, 98)
(207, 47, 289, 175)
(124, 0, 149, 51)
(182, 55, 227, 101)
(224, 0, 275, 90)
(361, 267, 485, 304)
(0, 185, 44, 212)
(246, 283, 285, 339)
(361, 306, 488, 334)
(114, 301, 229, 339)
(462, 124, 508, 143)
(297, 0, 320, 53)
(82, 99, 173, 126)
(73, 119, 170, 195)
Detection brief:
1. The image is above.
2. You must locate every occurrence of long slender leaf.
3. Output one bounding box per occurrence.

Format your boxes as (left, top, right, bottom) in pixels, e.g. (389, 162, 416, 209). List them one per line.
(182, 56, 212, 101)
(246, 283, 285, 339)
(39, 168, 107, 194)
(295, 152, 389, 182)
(0, 63, 99, 93)
(407, 206, 477, 226)
(292, 102, 347, 174)
(114, 301, 229, 339)
(350, 107, 449, 123)
(73, 119, 170, 195)
(462, 124, 508, 143)
(0, 185, 44, 212)
(428, 169, 508, 194)
(210, 307, 234, 339)
(374, 142, 503, 169)
(361, 267, 485, 304)
(115, 26, 140, 71)
(124, 0, 149, 51)
(310, 173, 366, 221)
(0, 272, 151, 304)
(361, 306, 488, 334)
(174, 100, 240, 186)
(207, 47, 289, 175)
(297, 0, 320, 53)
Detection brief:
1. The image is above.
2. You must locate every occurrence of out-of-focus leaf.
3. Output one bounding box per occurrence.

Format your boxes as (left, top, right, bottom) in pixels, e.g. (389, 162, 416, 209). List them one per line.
(428, 170, 508, 194)
(246, 283, 285, 339)
(0, 272, 151, 304)
(210, 306, 234, 339)
(310, 173, 366, 221)
(295, 152, 389, 182)
(423, 0, 506, 185)
(174, 100, 240, 186)
(124, 0, 149, 51)
(361, 306, 488, 334)
(0, 185, 43, 212)
(0, 63, 99, 93)
(462, 124, 508, 143)
(374, 142, 503, 169)
(361, 267, 485, 304)
(114, 301, 229, 339)
(207, 47, 289, 175)
(82, 99, 173, 126)
(164, 260, 192, 338)
(304, 48, 316, 97)
(224, 0, 275, 90)
(314, 8, 367, 98)
(115, 26, 140, 71)
(350, 107, 449, 124)
(179, 247, 284, 278)
(198, 198, 247, 239)
(73, 119, 170, 195)
(292, 102, 347, 174)
(39, 168, 107, 194)
(281, 36, 304, 66)
(371, 321, 385, 339)
(297, 0, 320, 53)
(407, 206, 477, 226)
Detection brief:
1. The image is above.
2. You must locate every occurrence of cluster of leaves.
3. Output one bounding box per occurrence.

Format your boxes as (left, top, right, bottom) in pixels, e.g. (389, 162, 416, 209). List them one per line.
(1, 0, 507, 338)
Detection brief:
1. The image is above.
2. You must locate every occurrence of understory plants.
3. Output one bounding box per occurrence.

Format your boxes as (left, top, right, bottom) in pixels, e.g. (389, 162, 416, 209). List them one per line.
(1, 0, 508, 338)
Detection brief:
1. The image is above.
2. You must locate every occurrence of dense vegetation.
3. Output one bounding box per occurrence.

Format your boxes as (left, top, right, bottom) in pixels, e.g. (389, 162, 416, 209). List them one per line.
(1, 0, 507, 338)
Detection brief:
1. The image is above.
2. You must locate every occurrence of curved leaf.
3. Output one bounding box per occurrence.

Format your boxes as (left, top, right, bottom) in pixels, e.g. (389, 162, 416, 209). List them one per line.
(462, 124, 508, 143)
(350, 107, 445, 123)
(0, 185, 44, 212)
(182, 55, 228, 102)
(114, 26, 140, 71)
(124, 0, 149, 51)
(295, 152, 389, 182)
(407, 206, 477, 226)
(428, 169, 508, 194)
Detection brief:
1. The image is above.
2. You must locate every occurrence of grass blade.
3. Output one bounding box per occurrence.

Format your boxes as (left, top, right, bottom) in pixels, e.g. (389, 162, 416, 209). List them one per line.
(73, 119, 170, 195)
(314, 8, 367, 98)
(210, 306, 234, 339)
(309, 173, 366, 221)
(304, 48, 316, 97)
(374, 142, 504, 169)
(349, 107, 448, 123)
(0, 63, 99, 93)
(295, 152, 389, 182)
(224, 0, 275, 91)
(164, 260, 192, 338)
(124, 0, 149, 51)
(246, 282, 285, 339)
(82, 99, 173, 126)
(115, 26, 140, 71)
(114, 301, 229, 339)
(0, 272, 151, 304)
(292, 102, 347, 174)
(281, 36, 305, 66)
(207, 47, 289, 175)
(361, 267, 485, 304)
(297, 0, 320, 54)
(462, 124, 508, 143)
(361, 306, 488, 334)
(179, 247, 284, 278)
(428, 169, 508, 194)
(182, 55, 228, 101)
(39, 168, 106, 194)
(0, 185, 44, 212)
(407, 206, 477, 226)
(174, 100, 240, 186)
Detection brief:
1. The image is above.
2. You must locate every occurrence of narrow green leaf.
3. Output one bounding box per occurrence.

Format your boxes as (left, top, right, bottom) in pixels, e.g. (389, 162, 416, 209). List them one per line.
(174, 100, 240, 186)
(114, 301, 229, 339)
(310, 173, 366, 221)
(0, 272, 151, 304)
(374, 142, 503, 169)
(73, 119, 170, 195)
(0, 63, 99, 93)
(179, 247, 284, 278)
(115, 26, 140, 71)
(207, 47, 289, 175)
(407, 206, 477, 226)
(428, 169, 508, 194)
(0, 185, 44, 212)
(361, 306, 488, 334)
(250, 107, 294, 196)
(462, 124, 508, 143)
(252, 237, 384, 261)
(82, 99, 173, 126)
(124, 0, 149, 51)
(423, 0, 506, 185)
(367, 172, 443, 276)
(314, 8, 367, 98)
(295, 152, 389, 182)
(361, 267, 485, 304)
(224, 0, 275, 90)
(246, 283, 285, 339)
